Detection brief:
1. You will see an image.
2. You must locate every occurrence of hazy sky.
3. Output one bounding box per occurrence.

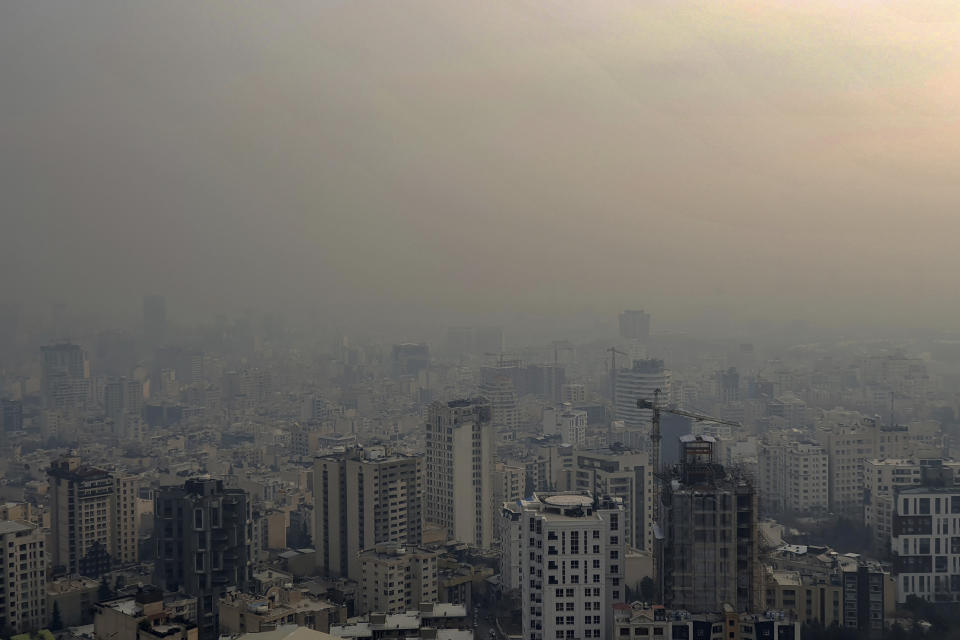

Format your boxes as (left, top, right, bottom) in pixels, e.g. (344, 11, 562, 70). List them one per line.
(2, 0, 960, 333)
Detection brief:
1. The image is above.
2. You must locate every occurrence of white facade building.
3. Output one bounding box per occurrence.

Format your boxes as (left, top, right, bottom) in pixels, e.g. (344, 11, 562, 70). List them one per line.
(425, 399, 496, 548)
(758, 432, 829, 515)
(890, 487, 960, 603)
(614, 359, 670, 430)
(864, 458, 960, 553)
(500, 492, 627, 640)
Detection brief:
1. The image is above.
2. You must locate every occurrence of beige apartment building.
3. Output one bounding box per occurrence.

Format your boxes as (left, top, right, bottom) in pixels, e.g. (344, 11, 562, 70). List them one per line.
(313, 446, 423, 578)
(817, 419, 942, 516)
(0, 521, 47, 634)
(425, 399, 496, 548)
(356, 543, 439, 615)
(758, 431, 828, 515)
(48, 456, 140, 575)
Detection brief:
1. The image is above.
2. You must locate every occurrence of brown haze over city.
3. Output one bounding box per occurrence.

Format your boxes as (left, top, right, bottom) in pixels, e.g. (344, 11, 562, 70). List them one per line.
(2, 0, 959, 336)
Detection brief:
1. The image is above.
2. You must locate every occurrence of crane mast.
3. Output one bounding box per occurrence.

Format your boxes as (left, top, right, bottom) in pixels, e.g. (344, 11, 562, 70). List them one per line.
(636, 392, 742, 603)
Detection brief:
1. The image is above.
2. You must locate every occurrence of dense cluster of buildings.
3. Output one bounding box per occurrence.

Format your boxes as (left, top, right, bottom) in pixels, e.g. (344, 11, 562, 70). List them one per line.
(3, 303, 960, 639)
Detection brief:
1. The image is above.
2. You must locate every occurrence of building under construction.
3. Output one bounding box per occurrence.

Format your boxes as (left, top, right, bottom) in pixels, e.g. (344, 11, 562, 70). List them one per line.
(662, 434, 760, 614)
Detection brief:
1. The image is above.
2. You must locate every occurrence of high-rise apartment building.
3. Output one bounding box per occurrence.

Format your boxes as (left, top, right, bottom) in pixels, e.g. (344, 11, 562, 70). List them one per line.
(41, 343, 91, 411)
(619, 310, 651, 342)
(48, 457, 141, 575)
(49, 457, 115, 576)
(864, 457, 960, 554)
(542, 404, 587, 448)
(0, 521, 46, 634)
(1, 399, 23, 432)
(313, 446, 423, 578)
(391, 343, 429, 378)
(662, 435, 760, 613)
(425, 399, 495, 548)
(494, 462, 526, 513)
(114, 473, 140, 565)
(356, 543, 439, 615)
(818, 419, 943, 517)
(569, 449, 653, 552)
(614, 359, 670, 430)
(478, 375, 519, 436)
(500, 492, 627, 640)
(153, 478, 251, 640)
(561, 383, 586, 404)
(757, 432, 828, 515)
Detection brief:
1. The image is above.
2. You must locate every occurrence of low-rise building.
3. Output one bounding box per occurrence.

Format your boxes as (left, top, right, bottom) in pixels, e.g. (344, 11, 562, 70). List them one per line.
(763, 545, 893, 637)
(46, 577, 100, 628)
(329, 603, 468, 639)
(219, 588, 345, 635)
(94, 587, 198, 640)
(612, 604, 800, 640)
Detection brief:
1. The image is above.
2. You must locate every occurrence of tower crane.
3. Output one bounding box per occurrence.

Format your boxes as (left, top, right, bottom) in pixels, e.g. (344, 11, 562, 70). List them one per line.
(637, 390, 742, 603)
(637, 389, 742, 519)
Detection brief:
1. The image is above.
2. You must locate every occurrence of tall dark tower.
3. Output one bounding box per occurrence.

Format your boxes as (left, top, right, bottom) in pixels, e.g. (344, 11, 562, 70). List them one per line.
(153, 478, 251, 640)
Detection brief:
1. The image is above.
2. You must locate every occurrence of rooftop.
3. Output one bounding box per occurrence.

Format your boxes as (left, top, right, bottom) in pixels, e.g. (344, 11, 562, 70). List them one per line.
(0, 520, 34, 535)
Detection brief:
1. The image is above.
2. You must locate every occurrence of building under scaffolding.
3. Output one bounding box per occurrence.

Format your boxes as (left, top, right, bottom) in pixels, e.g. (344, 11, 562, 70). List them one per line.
(662, 434, 761, 613)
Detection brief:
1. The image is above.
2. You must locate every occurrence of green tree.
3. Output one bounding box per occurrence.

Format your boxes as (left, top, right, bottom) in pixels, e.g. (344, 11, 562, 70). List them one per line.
(50, 601, 64, 631)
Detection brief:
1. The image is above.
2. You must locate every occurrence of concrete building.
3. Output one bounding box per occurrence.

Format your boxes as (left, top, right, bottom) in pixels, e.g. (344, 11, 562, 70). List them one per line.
(1, 399, 23, 431)
(561, 384, 586, 404)
(890, 486, 960, 603)
(356, 544, 439, 615)
(40, 342, 91, 412)
(94, 587, 197, 640)
(612, 604, 800, 640)
(48, 457, 140, 575)
(614, 359, 670, 430)
(391, 343, 429, 378)
(153, 478, 251, 639)
(493, 462, 526, 519)
(662, 435, 760, 614)
(425, 399, 495, 548)
(0, 521, 47, 634)
(329, 603, 468, 639)
(46, 576, 99, 628)
(500, 492, 627, 640)
(313, 446, 423, 578)
(542, 404, 588, 448)
(48, 457, 115, 576)
(764, 544, 894, 637)
(837, 555, 889, 636)
(478, 375, 519, 437)
(219, 587, 345, 635)
(233, 627, 339, 640)
(864, 457, 960, 553)
(114, 473, 140, 566)
(818, 419, 943, 517)
(763, 568, 842, 628)
(568, 449, 653, 552)
(757, 432, 828, 515)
